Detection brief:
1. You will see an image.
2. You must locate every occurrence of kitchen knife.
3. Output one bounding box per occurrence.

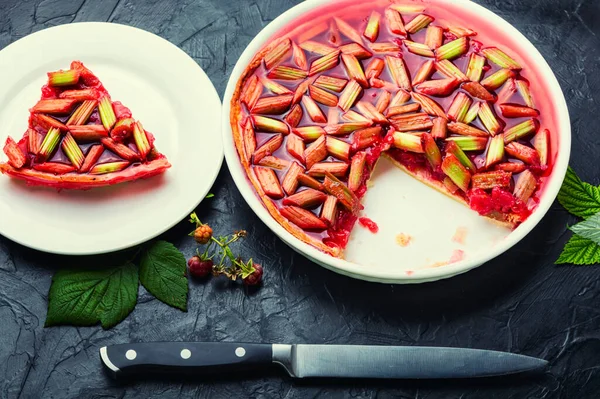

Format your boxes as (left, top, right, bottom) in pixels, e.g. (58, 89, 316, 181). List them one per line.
(100, 342, 547, 379)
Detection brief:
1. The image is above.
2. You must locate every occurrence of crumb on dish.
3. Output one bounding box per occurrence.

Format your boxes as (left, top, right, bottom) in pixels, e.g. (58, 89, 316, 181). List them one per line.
(452, 226, 468, 244)
(395, 233, 412, 247)
(449, 249, 465, 263)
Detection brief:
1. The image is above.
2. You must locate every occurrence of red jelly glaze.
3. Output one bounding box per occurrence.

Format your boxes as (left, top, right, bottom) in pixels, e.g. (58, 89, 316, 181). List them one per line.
(358, 217, 379, 233)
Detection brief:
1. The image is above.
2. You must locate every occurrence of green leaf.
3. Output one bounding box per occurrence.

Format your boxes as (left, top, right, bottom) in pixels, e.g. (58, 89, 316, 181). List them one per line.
(557, 166, 600, 218)
(45, 262, 138, 329)
(205, 193, 215, 198)
(555, 234, 600, 265)
(139, 241, 188, 311)
(570, 213, 600, 246)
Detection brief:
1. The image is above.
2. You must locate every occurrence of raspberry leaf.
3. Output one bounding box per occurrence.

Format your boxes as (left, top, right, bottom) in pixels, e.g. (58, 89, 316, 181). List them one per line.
(569, 213, 600, 245)
(555, 235, 600, 265)
(558, 167, 600, 219)
(139, 241, 188, 311)
(45, 262, 138, 329)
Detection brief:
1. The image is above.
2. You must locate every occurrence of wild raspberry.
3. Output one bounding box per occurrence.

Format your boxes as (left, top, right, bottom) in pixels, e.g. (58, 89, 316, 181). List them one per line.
(243, 263, 263, 286)
(194, 224, 213, 244)
(188, 256, 213, 278)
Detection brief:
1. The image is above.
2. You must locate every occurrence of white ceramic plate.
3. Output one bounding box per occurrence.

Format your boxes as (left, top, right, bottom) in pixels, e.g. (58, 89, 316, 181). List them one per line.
(223, 0, 571, 283)
(0, 23, 223, 255)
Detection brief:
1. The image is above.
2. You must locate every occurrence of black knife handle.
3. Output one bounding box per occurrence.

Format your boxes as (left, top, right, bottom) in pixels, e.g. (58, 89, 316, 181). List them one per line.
(101, 342, 273, 376)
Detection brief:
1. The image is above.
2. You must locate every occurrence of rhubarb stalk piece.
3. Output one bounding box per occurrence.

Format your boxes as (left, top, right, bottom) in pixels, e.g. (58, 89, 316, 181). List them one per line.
(478, 102, 503, 136)
(404, 40, 435, 57)
(90, 161, 130, 175)
(516, 79, 535, 108)
(3, 137, 26, 169)
(485, 135, 505, 168)
(405, 14, 434, 33)
(314, 75, 348, 93)
(389, 112, 433, 132)
(309, 50, 341, 76)
(286, 134, 305, 163)
(98, 96, 117, 131)
(67, 100, 97, 126)
(392, 131, 424, 153)
(253, 115, 289, 134)
(38, 127, 62, 161)
(412, 60, 435, 86)
(302, 96, 327, 123)
(442, 154, 471, 192)
(320, 196, 338, 226)
(304, 135, 327, 169)
(533, 129, 550, 166)
(307, 162, 349, 177)
(31, 99, 76, 114)
(252, 134, 284, 164)
(385, 8, 406, 35)
(386, 56, 412, 90)
(447, 92, 472, 122)
(435, 60, 468, 82)
(471, 171, 512, 189)
(425, 25, 444, 49)
(80, 145, 104, 173)
(503, 119, 538, 143)
(436, 37, 469, 60)
(481, 47, 522, 70)
(445, 141, 476, 172)
(253, 94, 293, 115)
(283, 188, 327, 208)
(338, 80, 363, 112)
(61, 132, 85, 170)
(348, 151, 366, 192)
(462, 82, 495, 102)
(254, 166, 284, 199)
(505, 142, 539, 164)
(101, 138, 141, 161)
(422, 134, 442, 169)
(280, 206, 328, 230)
(281, 161, 304, 195)
(411, 93, 445, 118)
(416, 78, 458, 97)
(514, 170, 537, 202)
(446, 136, 488, 151)
(284, 104, 303, 128)
(133, 121, 152, 159)
(264, 38, 292, 69)
(323, 172, 360, 212)
(48, 69, 80, 86)
(363, 11, 381, 42)
(466, 53, 486, 82)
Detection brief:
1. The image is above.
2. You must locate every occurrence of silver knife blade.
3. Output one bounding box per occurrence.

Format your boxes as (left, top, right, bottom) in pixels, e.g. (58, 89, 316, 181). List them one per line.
(272, 344, 547, 379)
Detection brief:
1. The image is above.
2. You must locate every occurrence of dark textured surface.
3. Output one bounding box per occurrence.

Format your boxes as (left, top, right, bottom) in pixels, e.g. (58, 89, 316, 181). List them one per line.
(0, 0, 599, 398)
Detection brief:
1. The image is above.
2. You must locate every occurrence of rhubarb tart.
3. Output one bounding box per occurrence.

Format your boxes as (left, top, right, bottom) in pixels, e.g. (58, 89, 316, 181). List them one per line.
(230, 1, 556, 258)
(0, 61, 171, 189)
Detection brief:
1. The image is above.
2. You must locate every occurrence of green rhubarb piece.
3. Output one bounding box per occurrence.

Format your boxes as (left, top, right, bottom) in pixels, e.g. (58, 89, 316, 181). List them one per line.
(61, 132, 84, 170)
(90, 161, 131, 175)
(38, 127, 62, 161)
(133, 121, 152, 158)
(98, 96, 117, 131)
(47, 69, 80, 87)
(442, 154, 471, 192)
(435, 37, 468, 61)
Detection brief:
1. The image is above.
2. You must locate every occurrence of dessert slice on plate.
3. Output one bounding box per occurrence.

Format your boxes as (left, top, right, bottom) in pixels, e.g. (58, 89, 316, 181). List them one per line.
(230, 2, 553, 258)
(1, 61, 171, 189)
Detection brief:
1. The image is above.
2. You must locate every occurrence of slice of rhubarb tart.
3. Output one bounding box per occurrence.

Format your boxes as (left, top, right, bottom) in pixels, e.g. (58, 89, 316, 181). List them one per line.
(1, 61, 171, 190)
(230, 1, 553, 258)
